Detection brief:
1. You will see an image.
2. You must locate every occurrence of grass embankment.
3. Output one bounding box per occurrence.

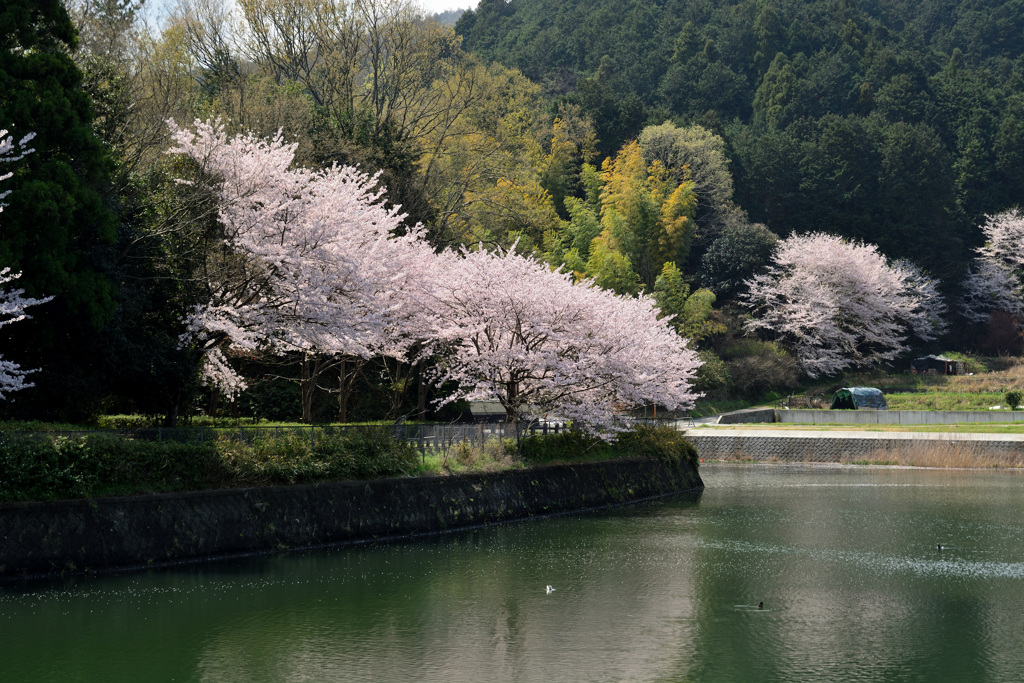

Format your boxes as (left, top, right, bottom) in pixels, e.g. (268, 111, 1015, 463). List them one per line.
(0, 425, 697, 503)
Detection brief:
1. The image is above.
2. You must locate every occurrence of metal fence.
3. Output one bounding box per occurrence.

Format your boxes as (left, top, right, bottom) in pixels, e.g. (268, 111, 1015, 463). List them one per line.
(1, 417, 691, 454)
(1, 420, 576, 449)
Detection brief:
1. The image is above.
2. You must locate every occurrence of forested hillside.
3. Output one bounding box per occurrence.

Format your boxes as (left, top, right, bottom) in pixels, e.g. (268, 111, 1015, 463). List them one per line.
(1, 0, 1021, 425)
(457, 0, 1024, 279)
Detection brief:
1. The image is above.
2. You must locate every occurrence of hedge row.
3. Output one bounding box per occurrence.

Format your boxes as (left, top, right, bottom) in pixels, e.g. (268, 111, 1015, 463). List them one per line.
(0, 427, 418, 502)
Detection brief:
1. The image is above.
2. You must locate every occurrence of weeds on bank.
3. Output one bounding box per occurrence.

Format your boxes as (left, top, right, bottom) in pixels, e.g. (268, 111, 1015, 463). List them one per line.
(411, 438, 522, 476)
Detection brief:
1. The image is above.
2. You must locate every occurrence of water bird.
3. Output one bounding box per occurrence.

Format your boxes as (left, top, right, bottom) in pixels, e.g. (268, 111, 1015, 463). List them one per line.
(757, 601, 764, 610)
(937, 544, 943, 550)
(546, 585, 555, 594)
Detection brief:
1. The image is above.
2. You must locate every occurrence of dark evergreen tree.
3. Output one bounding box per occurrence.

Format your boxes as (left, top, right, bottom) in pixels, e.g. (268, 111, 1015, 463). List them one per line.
(0, 0, 118, 420)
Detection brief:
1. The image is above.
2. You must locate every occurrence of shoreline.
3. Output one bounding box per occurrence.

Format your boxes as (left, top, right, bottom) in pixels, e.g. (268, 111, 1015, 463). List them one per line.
(0, 457, 703, 582)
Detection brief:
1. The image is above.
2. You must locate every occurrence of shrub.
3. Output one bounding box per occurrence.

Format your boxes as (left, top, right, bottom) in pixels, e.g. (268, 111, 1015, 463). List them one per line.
(217, 430, 329, 485)
(722, 340, 801, 397)
(614, 425, 699, 467)
(693, 350, 731, 398)
(519, 425, 698, 468)
(0, 434, 224, 502)
(520, 429, 607, 463)
(1006, 390, 1023, 410)
(316, 426, 419, 480)
(216, 426, 419, 485)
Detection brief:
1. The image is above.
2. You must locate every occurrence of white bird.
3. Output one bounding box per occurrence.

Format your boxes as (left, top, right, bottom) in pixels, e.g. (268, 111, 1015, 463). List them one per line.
(546, 585, 555, 594)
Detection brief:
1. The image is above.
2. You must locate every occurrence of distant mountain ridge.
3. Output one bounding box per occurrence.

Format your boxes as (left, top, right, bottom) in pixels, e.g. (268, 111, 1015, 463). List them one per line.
(432, 8, 466, 27)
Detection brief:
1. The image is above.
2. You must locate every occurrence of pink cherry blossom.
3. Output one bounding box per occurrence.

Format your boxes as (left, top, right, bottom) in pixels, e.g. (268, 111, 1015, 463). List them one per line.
(168, 119, 436, 395)
(0, 128, 51, 399)
(743, 232, 945, 377)
(959, 210, 1024, 324)
(422, 246, 702, 434)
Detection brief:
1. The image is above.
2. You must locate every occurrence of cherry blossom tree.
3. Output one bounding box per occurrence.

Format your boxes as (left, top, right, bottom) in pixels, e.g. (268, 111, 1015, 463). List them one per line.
(168, 119, 437, 418)
(959, 210, 1024, 324)
(0, 128, 52, 399)
(422, 246, 702, 434)
(742, 232, 946, 378)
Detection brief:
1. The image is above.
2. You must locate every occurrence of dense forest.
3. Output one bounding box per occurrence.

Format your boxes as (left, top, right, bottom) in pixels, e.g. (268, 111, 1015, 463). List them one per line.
(0, 0, 1021, 425)
(457, 0, 1024, 280)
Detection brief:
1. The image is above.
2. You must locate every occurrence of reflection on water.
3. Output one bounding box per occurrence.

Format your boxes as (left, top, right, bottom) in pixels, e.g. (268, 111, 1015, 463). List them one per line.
(2, 465, 1024, 682)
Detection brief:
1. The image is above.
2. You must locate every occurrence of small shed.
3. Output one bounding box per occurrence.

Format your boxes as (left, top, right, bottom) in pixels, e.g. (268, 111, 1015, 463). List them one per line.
(830, 387, 888, 410)
(467, 400, 506, 423)
(911, 355, 961, 376)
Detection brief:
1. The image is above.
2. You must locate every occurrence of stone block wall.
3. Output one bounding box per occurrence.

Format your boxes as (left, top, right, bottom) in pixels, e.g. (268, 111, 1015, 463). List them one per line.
(688, 434, 1024, 463)
(0, 458, 702, 581)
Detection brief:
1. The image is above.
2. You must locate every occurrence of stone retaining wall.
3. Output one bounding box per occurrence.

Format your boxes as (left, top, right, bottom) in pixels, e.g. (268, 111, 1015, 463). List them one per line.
(0, 458, 702, 581)
(689, 433, 1024, 463)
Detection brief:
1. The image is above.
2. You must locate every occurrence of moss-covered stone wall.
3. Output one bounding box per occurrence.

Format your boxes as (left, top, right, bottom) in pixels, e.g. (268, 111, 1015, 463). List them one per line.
(0, 458, 702, 580)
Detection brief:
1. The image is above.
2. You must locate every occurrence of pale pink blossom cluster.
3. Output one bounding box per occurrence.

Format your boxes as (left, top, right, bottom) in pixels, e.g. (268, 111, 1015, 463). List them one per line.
(0, 129, 50, 399)
(0, 128, 35, 203)
(423, 247, 701, 433)
(743, 232, 945, 377)
(171, 121, 701, 429)
(168, 119, 436, 394)
(959, 210, 1024, 324)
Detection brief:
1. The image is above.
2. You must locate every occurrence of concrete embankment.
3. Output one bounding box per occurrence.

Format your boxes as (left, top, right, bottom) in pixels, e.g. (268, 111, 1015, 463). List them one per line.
(688, 429, 1024, 463)
(718, 408, 1024, 425)
(0, 458, 702, 581)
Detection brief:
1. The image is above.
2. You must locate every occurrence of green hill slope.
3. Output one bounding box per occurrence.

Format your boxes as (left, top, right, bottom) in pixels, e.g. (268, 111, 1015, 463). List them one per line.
(458, 0, 1024, 278)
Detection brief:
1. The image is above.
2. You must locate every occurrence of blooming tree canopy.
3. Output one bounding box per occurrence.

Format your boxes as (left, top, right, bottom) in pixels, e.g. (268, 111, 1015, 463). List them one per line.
(169, 120, 701, 429)
(742, 232, 946, 377)
(960, 210, 1024, 324)
(0, 128, 52, 399)
(168, 119, 436, 396)
(423, 246, 702, 433)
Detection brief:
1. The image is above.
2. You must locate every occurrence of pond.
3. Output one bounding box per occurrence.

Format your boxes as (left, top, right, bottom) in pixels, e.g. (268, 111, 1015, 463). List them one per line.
(3, 464, 1024, 682)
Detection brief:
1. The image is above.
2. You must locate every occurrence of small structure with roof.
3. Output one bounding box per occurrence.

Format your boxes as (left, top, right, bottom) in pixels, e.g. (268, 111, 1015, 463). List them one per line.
(467, 400, 507, 423)
(830, 387, 888, 410)
(911, 355, 962, 376)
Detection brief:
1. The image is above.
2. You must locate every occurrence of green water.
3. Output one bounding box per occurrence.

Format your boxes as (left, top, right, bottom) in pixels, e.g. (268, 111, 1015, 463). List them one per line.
(3, 464, 1024, 682)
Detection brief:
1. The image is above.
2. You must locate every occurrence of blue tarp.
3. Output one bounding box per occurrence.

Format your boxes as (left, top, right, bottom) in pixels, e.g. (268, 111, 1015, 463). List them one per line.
(830, 387, 888, 410)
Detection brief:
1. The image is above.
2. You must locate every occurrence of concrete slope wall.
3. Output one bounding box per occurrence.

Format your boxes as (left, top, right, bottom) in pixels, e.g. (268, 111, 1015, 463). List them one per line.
(718, 409, 1024, 425)
(778, 409, 1024, 425)
(690, 432, 1024, 463)
(0, 458, 702, 581)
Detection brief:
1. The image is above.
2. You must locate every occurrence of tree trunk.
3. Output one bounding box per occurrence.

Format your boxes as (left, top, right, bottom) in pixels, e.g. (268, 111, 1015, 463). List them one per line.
(416, 366, 427, 421)
(163, 397, 179, 428)
(337, 358, 351, 423)
(300, 355, 314, 424)
(505, 381, 518, 422)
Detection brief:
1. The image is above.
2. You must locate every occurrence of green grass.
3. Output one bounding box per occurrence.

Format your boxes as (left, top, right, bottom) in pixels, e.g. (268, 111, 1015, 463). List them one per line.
(884, 392, 1010, 411)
